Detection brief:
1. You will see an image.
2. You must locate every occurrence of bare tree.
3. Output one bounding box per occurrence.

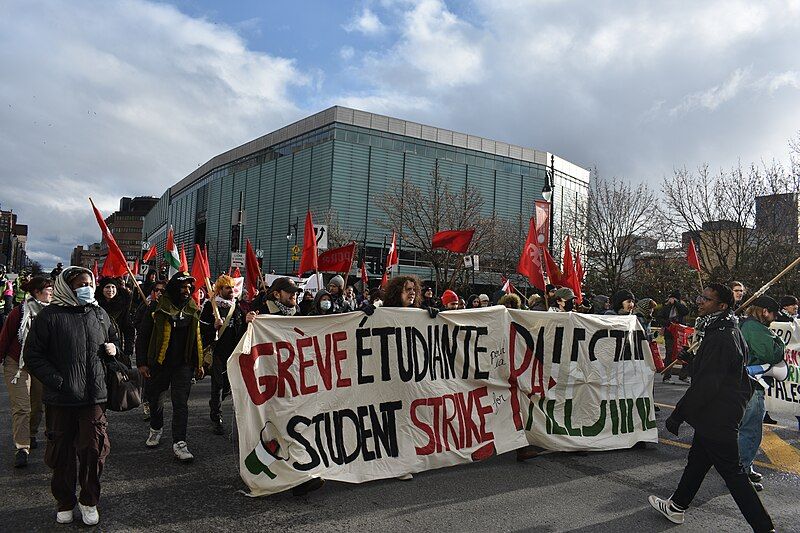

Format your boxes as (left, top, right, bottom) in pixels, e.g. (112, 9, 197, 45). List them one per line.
(574, 172, 662, 295)
(319, 208, 356, 249)
(376, 160, 494, 290)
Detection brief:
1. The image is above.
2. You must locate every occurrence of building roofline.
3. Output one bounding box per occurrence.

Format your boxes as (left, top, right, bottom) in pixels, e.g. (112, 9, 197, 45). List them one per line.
(171, 106, 590, 196)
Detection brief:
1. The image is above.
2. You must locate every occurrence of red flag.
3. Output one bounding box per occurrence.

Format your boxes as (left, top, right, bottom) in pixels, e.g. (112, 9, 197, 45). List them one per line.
(179, 244, 189, 272)
(142, 245, 157, 262)
(562, 236, 582, 304)
(381, 270, 389, 289)
(385, 231, 398, 270)
(317, 242, 356, 273)
(299, 211, 319, 276)
(92, 260, 99, 281)
(232, 267, 241, 278)
(133, 259, 140, 276)
(687, 238, 701, 272)
(542, 246, 564, 286)
(90, 198, 129, 277)
(245, 239, 262, 300)
(432, 229, 475, 254)
(360, 261, 368, 286)
(202, 244, 211, 278)
(517, 217, 546, 291)
(191, 244, 206, 305)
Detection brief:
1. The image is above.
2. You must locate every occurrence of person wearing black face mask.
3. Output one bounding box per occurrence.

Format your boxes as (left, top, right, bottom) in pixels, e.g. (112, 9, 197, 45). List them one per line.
(551, 287, 576, 312)
(136, 272, 204, 463)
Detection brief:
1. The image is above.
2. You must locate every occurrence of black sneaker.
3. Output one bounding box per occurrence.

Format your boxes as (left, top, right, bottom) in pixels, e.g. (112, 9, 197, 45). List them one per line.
(748, 469, 763, 483)
(30, 436, 38, 449)
(14, 449, 28, 468)
(292, 478, 324, 497)
(751, 481, 764, 492)
(763, 413, 778, 425)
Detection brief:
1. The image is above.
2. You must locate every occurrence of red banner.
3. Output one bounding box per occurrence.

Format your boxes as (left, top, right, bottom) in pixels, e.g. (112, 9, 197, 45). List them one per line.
(667, 323, 695, 359)
(432, 229, 475, 254)
(317, 242, 356, 273)
(534, 200, 550, 250)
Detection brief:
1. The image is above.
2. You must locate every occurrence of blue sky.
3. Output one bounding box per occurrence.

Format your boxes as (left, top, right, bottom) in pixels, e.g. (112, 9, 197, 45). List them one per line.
(2, 0, 800, 267)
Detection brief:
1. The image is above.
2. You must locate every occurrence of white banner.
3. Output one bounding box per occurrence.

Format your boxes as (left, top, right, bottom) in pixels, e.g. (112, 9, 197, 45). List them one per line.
(229, 307, 656, 496)
(767, 320, 800, 416)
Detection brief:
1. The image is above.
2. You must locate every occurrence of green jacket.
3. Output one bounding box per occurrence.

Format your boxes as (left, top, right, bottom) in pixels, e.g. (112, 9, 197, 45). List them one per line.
(740, 317, 785, 366)
(138, 296, 203, 369)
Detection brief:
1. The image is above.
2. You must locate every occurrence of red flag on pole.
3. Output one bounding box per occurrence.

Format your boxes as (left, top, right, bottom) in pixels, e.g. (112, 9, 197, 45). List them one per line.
(133, 259, 140, 276)
(432, 229, 475, 254)
(90, 198, 129, 278)
(202, 244, 211, 278)
(299, 211, 319, 276)
(517, 217, 546, 291)
(191, 244, 207, 305)
(562, 236, 582, 304)
(179, 244, 189, 272)
(501, 276, 514, 294)
(381, 270, 389, 289)
(687, 238, 701, 272)
(142, 245, 157, 262)
(317, 242, 357, 273)
(542, 246, 564, 286)
(360, 260, 368, 287)
(385, 231, 399, 270)
(92, 260, 99, 281)
(232, 267, 241, 278)
(245, 239, 262, 300)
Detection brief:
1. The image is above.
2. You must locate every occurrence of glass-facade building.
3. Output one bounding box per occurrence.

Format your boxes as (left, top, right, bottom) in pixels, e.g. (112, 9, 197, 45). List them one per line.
(143, 106, 589, 283)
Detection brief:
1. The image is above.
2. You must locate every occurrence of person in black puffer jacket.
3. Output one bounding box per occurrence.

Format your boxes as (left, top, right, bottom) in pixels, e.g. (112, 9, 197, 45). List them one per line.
(95, 277, 135, 366)
(23, 266, 119, 526)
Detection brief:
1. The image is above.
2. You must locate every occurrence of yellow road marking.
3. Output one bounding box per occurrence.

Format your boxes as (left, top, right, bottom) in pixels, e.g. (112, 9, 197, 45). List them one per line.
(659, 438, 777, 473)
(760, 427, 800, 476)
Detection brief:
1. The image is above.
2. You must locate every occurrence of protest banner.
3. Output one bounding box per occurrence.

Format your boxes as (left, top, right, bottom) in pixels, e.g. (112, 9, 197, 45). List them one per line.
(766, 320, 800, 416)
(228, 307, 656, 496)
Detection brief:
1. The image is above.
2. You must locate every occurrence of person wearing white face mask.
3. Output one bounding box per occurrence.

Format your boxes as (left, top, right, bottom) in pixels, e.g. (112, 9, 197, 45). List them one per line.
(309, 289, 335, 316)
(23, 267, 119, 526)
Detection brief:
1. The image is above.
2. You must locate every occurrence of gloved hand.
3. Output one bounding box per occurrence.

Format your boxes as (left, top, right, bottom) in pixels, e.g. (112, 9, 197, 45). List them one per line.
(427, 307, 439, 319)
(665, 415, 682, 436)
(676, 347, 693, 365)
(362, 302, 375, 316)
(104, 343, 117, 357)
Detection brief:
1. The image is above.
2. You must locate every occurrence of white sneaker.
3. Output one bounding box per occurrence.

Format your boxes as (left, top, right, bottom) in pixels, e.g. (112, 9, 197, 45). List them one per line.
(145, 428, 162, 447)
(173, 441, 194, 462)
(56, 509, 73, 524)
(397, 473, 413, 481)
(648, 495, 685, 524)
(78, 503, 99, 526)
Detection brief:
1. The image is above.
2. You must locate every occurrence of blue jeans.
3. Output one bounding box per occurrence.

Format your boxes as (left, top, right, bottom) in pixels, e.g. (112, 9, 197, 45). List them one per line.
(738, 389, 765, 470)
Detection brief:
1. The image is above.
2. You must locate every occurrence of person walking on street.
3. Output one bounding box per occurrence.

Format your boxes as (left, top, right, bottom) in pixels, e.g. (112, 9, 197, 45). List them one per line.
(648, 283, 773, 532)
(23, 267, 117, 526)
(136, 272, 204, 463)
(738, 296, 785, 491)
(95, 277, 135, 366)
(0, 276, 51, 467)
(133, 278, 166, 421)
(200, 275, 255, 435)
(659, 291, 690, 383)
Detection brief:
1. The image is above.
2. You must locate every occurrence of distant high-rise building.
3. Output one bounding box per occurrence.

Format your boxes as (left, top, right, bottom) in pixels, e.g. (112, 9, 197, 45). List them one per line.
(756, 192, 800, 243)
(99, 196, 159, 265)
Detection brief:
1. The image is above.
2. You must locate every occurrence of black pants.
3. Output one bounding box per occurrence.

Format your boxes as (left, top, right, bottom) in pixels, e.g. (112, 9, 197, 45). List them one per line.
(147, 364, 193, 443)
(672, 432, 773, 532)
(45, 404, 109, 511)
(209, 356, 231, 419)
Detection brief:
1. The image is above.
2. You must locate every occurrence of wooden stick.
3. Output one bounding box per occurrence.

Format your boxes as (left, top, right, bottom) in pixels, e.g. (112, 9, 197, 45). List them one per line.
(736, 255, 800, 313)
(447, 253, 465, 289)
(697, 269, 704, 292)
(203, 276, 221, 322)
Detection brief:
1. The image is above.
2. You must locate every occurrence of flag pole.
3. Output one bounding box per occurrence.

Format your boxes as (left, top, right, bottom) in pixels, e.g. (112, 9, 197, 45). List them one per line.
(447, 252, 466, 289)
(736, 255, 800, 313)
(537, 246, 550, 309)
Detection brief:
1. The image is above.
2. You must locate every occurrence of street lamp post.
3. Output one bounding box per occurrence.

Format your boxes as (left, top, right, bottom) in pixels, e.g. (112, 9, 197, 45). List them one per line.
(285, 217, 298, 275)
(541, 154, 555, 254)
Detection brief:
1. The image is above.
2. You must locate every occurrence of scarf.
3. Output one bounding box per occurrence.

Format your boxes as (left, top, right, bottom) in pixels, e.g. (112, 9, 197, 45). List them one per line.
(12, 296, 48, 382)
(215, 295, 235, 308)
(51, 266, 96, 307)
(146, 295, 203, 368)
(272, 300, 296, 316)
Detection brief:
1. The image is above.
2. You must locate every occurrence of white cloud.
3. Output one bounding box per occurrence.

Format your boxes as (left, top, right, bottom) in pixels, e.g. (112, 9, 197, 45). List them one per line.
(669, 68, 751, 116)
(27, 250, 63, 264)
(0, 0, 309, 266)
(340, 45, 356, 60)
(343, 8, 386, 35)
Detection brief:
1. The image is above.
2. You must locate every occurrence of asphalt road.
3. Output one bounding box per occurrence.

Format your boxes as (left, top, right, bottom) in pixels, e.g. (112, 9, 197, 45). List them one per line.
(2, 378, 799, 532)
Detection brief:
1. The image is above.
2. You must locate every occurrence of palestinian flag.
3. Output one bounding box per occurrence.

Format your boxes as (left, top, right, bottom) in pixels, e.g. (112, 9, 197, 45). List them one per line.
(244, 438, 282, 479)
(165, 226, 181, 277)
